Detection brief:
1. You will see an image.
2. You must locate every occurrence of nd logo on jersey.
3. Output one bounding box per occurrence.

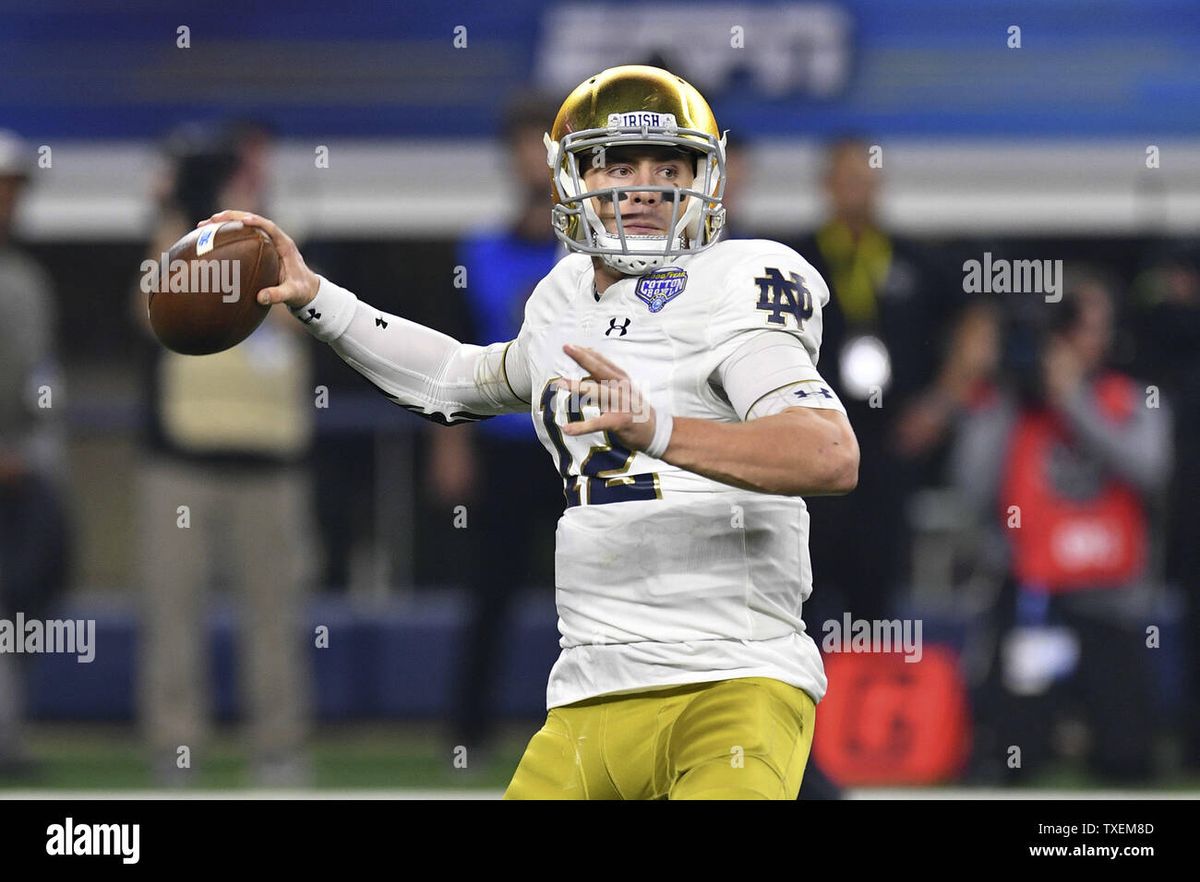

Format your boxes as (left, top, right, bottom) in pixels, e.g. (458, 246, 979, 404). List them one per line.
(635, 268, 688, 313)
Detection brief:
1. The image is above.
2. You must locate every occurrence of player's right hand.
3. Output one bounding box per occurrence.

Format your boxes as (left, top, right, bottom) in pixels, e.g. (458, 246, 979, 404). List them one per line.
(196, 210, 320, 309)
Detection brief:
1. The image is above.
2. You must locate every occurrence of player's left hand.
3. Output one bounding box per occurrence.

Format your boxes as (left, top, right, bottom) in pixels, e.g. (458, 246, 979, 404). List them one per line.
(555, 343, 658, 451)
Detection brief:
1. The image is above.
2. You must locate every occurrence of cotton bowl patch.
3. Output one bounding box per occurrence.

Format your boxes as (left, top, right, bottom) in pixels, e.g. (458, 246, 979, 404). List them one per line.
(635, 268, 688, 313)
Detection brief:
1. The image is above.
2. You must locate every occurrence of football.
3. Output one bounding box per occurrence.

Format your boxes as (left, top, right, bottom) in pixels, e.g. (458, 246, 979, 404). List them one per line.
(146, 220, 279, 355)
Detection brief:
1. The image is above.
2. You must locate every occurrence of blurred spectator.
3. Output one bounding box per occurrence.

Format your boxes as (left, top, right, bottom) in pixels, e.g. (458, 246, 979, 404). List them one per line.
(954, 273, 1170, 783)
(131, 122, 318, 787)
(431, 93, 564, 759)
(0, 130, 72, 778)
(793, 136, 978, 623)
(1132, 242, 1200, 769)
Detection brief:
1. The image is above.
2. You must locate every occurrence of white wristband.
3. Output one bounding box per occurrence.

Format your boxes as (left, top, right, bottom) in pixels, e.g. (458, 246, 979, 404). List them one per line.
(643, 410, 674, 460)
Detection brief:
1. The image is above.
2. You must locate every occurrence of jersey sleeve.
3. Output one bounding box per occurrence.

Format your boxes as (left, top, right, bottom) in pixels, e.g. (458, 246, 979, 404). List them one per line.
(289, 274, 531, 424)
(706, 244, 845, 420)
(500, 320, 534, 407)
(722, 331, 846, 420)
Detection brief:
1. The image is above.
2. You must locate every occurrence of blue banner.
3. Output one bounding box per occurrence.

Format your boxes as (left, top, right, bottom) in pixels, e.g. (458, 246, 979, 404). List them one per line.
(1, 0, 1197, 138)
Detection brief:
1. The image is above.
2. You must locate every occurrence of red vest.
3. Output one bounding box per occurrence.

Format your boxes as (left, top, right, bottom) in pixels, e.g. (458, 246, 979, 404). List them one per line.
(1000, 374, 1147, 592)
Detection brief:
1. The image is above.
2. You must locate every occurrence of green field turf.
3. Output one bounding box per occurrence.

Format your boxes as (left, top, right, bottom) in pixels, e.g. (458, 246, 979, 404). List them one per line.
(3, 722, 1199, 795)
(0, 722, 533, 791)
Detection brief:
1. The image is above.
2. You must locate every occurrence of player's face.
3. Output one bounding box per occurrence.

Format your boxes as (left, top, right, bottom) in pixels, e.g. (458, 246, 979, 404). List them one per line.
(581, 146, 696, 236)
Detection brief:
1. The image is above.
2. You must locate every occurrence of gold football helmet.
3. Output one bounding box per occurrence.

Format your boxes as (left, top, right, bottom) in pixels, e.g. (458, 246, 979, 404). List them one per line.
(545, 65, 728, 275)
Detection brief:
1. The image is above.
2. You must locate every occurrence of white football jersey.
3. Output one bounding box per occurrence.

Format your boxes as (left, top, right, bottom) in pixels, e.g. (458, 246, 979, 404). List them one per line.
(507, 239, 841, 710)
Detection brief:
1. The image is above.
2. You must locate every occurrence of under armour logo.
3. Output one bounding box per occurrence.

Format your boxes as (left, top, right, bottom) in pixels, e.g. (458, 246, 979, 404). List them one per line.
(375, 316, 388, 329)
(606, 317, 632, 337)
(299, 307, 321, 324)
(754, 267, 813, 329)
(793, 386, 833, 400)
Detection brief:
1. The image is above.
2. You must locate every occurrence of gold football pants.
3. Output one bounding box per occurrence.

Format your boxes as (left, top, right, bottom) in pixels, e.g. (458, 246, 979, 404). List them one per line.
(503, 676, 816, 800)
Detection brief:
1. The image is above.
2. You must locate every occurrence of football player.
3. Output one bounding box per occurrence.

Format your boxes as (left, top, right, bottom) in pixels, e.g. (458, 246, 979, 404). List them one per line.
(197, 65, 859, 799)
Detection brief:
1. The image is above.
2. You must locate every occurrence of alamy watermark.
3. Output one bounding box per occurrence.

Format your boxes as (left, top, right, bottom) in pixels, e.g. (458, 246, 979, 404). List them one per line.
(139, 253, 241, 303)
(46, 818, 139, 864)
(822, 613, 923, 663)
(0, 613, 95, 663)
(963, 252, 1063, 303)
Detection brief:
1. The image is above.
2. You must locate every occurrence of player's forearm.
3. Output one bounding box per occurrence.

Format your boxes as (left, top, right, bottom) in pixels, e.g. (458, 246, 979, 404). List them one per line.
(290, 275, 528, 424)
(661, 410, 859, 497)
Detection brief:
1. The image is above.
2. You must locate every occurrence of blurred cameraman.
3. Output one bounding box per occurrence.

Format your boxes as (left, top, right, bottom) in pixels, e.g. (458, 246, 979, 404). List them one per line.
(131, 122, 317, 787)
(953, 272, 1171, 783)
(794, 136, 974, 624)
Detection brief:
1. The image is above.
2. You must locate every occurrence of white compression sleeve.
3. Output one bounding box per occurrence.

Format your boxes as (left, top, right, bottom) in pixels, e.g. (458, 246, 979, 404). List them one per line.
(288, 274, 532, 424)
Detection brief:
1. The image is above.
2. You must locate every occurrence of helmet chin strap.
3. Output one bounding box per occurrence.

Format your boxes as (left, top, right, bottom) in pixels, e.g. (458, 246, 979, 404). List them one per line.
(595, 231, 681, 275)
(582, 186, 690, 275)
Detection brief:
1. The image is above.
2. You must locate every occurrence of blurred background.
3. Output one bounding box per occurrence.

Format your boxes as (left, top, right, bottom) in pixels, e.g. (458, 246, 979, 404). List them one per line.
(0, 0, 1197, 795)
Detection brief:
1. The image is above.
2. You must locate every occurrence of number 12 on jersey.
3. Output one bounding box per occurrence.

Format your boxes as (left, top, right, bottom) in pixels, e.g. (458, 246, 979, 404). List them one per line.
(538, 379, 661, 508)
